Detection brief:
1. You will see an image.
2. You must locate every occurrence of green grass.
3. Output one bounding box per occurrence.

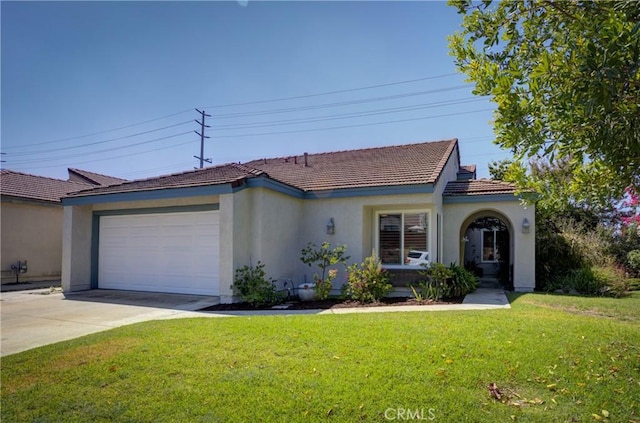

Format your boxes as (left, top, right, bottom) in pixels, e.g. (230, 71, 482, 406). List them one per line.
(2, 293, 639, 422)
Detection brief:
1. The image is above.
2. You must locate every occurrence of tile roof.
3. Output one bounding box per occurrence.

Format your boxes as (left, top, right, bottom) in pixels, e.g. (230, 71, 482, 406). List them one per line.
(67, 163, 265, 197)
(68, 168, 128, 186)
(65, 139, 458, 198)
(0, 170, 92, 203)
(443, 179, 518, 196)
(459, 164, 476, 174)
(245, 139, 458, 191)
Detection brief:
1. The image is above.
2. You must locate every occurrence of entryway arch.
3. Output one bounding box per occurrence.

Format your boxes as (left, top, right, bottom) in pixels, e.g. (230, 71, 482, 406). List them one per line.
(459, 209, 514, 289)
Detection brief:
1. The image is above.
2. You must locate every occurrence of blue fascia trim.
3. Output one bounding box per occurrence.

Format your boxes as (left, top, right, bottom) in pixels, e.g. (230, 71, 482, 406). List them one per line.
(245, 176, 304, 198)
(304, 184, 435, 199)
(62, 184, 234, 206)
(94, 204, 219, 216)
(63, 177, 436, 205)
(443, 194, 520, 204)
(244, 176, 433, 199)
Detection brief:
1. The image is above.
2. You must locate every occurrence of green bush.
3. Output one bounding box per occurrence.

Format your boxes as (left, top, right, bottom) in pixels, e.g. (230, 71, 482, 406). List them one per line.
(448, 263, 479, 297)
(593, 266, 631, 298)
(233, 262, 284, 307)
(415, 263, 454, 301)
(343, 253, 392, 303)
(410, 281, 445, 302)
(547, 265, 630, 297)
(627, 250, 640, 276)
(412, 263, 477, 301)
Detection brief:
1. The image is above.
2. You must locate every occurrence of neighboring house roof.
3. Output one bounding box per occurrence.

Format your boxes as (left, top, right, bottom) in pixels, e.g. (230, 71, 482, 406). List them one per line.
(443, 179, 518, 196)
(0, 170, 91, 203)
(245, 139, 458, 191)
(67, 163, 266, 197)
(67, 168, 128, 186)
(66, 139, 459, 198)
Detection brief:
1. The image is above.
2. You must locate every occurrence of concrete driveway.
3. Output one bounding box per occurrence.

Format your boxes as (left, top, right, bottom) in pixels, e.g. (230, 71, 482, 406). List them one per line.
(0, 289, 220, 357)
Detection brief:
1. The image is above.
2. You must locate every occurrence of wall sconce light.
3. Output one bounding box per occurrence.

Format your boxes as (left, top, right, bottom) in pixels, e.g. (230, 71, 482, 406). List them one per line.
(326, 217, 335, 235)
(522, 218, 530, 234)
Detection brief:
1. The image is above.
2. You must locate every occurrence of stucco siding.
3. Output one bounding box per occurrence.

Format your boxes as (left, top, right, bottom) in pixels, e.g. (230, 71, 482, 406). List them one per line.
(1, 201, 64, 283)
(61, 205, 93, 292)
(298, 193, 436, 290)
(251, 188, 302, 282)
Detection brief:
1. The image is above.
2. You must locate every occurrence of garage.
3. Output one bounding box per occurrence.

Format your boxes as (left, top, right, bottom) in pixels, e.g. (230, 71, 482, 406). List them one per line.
(98, 210, 220, 296)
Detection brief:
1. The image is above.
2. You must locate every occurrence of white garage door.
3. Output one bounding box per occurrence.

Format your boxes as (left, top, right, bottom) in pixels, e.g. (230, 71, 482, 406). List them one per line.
(98, 210, 220, 295)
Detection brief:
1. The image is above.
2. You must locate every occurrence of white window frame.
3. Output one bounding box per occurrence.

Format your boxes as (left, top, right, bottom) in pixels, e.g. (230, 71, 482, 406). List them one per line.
(481, 229, 498, 263)
(374, 210, 431, 269)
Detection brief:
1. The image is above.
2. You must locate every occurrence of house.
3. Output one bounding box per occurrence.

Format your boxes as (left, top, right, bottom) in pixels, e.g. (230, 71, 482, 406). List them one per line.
(61, 139, 535, 302)
(0, 169, 126, 284)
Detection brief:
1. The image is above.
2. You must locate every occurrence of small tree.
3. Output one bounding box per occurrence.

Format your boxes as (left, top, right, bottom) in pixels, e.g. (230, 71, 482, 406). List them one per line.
(300, 242, 350, 300)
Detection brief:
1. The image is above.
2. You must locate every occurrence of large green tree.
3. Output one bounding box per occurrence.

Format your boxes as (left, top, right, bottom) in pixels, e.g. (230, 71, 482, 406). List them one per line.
(449, 0, 640, 204)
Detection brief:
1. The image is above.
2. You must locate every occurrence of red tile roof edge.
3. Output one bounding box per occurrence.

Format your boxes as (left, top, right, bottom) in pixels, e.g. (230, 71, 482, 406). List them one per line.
(67, 163, 267, 197)
(0, 169, 92, 203)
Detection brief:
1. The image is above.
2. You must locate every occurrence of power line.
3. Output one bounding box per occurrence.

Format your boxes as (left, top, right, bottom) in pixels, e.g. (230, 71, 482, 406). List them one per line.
(7, 86, 477, 161)
(6, 121, 193, 156)
(10, 109, 194, 149)
(10, 139, 198, 171)
(212, 98, 486, 131)
(7, 131, 194, 165)
(209, 108, 495, 139)
(202, 73, 458, 109)
(212, 85, 470, 119)
(9, 74, 460, 149)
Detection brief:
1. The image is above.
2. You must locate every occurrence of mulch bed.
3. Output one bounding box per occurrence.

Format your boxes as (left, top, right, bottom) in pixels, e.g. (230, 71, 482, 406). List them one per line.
(199, 296, 464, 311)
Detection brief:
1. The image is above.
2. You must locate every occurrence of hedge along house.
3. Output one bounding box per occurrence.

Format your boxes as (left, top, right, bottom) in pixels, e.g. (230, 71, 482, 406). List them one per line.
(61, 139, 535, 303)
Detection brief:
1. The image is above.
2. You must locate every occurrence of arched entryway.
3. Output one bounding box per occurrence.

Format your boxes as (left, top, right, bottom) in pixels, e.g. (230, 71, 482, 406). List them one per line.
(459, 210, 514, 290)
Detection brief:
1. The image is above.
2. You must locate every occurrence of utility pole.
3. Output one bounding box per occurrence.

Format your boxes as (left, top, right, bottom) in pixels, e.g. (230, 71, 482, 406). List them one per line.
(194, 108, 212, 169)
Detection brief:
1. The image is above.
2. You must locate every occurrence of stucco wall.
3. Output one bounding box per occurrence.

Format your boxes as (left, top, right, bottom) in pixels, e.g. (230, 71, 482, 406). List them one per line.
(431, 145, 460, 262)
(442, 200, 535, 291)
(296, 193, 436, 291)
(61, 205, 93, 291)
(250, 188, 303, 282)
(1, 200, 64, 283)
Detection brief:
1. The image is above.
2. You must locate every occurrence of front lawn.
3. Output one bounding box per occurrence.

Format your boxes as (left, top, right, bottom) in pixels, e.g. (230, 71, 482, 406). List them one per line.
(2, 293, 639, 422)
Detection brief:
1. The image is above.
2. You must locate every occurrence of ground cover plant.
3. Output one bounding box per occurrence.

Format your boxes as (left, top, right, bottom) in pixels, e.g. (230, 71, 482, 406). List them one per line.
(2, 292, 639, 422)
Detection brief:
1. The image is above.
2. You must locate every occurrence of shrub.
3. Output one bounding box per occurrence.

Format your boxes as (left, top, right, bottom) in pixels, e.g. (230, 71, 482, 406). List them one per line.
(410, 281, 444, 302)
(233, 261, 284, 307)
(547, 265, 630, 297)
(627, 250, 640, 276)
(300, 242, 350, 300)
(412, 263, 477, 301)
(343, 253, 392, 303)
(415, 263, 454, 301)
(448, 263, 479, 297)
(593, 265, 631, 298)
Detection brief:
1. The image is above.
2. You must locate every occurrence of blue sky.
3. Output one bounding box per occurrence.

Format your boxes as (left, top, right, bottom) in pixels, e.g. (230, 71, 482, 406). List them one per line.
(1, 1, 510, 181)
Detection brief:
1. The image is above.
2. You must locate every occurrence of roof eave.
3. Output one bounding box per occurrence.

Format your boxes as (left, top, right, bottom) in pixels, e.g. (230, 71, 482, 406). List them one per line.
(62, 182, 243, 206)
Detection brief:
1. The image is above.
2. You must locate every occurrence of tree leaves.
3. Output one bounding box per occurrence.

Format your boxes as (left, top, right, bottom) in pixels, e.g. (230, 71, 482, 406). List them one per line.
(448, 0, 640, 204)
